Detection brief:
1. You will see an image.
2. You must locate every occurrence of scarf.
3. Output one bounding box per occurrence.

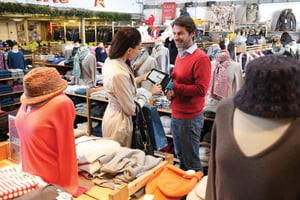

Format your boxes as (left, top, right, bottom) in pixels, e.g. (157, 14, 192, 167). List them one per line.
(209, 50, 231, 100)
(131, 49, 149, 75)
(73, 46, 90, 78)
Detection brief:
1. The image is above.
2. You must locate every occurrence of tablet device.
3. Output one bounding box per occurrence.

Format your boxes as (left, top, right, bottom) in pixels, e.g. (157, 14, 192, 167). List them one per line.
(147, 68, 172, 91)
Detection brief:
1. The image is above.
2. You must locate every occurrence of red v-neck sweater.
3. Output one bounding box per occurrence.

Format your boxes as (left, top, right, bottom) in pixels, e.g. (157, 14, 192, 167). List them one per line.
(171, 48, 211, 119)
(15, 93, 79, 195)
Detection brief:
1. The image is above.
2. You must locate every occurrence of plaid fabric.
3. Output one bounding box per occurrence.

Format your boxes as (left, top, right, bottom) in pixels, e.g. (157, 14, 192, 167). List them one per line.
(0, 167, 39, 199)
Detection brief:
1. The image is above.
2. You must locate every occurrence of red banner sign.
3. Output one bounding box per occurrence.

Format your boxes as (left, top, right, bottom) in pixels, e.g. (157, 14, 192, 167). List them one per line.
(162, 2, 176, 25)
(95, 0, 105, 7)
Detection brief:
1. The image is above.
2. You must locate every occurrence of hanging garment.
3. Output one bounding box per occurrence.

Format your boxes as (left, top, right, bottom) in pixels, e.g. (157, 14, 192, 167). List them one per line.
(0, 51, 7, 70)
(152, 43, 170, 74)
(164, 37, 178, 65)
(133, 49, 158, 90)
(275, 9, 296, 31)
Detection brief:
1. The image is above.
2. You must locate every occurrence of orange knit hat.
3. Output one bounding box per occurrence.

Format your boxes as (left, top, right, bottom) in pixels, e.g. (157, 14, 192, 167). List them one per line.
(21, 67, 67, 105)
(145, 164, 203, 200)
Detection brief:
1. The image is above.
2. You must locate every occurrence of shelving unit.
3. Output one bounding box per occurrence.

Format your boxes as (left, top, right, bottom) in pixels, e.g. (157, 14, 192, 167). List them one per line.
(28, 21, 42, 42)
(235, 43, 273, 53)
(268, 31, 300, 40)
(0, 76, 24, 112)
(0, 91, 23, 97)
(65, 88, 107, 136)
(16, 22, 26, 44)
(235, 20, 272, 36)
(16, 21, 42, 43)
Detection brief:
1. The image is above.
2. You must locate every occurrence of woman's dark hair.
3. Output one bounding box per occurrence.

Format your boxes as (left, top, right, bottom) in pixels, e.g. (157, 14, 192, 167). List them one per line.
(109, 27, 141, 66)
(172, 16, 196, 34)
(219, 39, 226, 50)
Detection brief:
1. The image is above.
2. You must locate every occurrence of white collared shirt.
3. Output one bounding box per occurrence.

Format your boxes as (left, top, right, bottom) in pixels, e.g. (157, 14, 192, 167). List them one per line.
(178, 43, 198, 59)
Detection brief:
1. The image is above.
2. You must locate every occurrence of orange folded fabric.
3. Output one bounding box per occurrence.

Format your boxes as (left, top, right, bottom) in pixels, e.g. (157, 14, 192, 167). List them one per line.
(145, 164, 203, 200)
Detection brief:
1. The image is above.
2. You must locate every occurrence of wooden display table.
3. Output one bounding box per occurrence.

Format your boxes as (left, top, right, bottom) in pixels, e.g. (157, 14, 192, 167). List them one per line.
(0, 141, 173, 200)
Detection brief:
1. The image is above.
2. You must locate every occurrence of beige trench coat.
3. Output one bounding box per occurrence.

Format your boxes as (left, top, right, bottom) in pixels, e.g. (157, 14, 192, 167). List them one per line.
(102, 58, 151, 147)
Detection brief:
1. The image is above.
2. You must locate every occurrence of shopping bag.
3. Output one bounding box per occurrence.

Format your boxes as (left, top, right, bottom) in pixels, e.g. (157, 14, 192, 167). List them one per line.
(142, 106, 168, 151)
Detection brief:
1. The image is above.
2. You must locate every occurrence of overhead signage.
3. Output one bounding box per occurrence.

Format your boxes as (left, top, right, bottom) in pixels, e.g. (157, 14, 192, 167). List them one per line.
(95, 0, 105, 7)
(162, 2, 176, 25)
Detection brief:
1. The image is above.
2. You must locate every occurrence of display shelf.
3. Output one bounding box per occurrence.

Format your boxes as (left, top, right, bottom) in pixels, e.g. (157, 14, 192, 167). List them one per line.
(196, 42, 215, 50)
(268, 31, 300, 33)
(235, 20, 272, 36)
(89, 97, 108, 102)
(0, 91, 23, 97)
(65, 92, 86, 98)
(157, 107, 214, 122)
(66, 87, 106, 135)
(45, 63, 73, 68)
(1, 102, 21, 108)
(268, 31, 300, 40)
(235, 43, 272, 53)
(0, 74, 27, 111)
(76, 113, 88, 118)
(90, 116, 103, 121)
(154, 151, 179, 163)
(0, 77, 23, 81)
(45, 63, 102, 70)
(157, 108, 171, 114)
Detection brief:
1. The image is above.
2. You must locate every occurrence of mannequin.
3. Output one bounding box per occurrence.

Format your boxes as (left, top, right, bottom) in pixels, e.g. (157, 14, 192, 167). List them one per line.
(7, 44, 25, 69)
(233, 109, 292, 156)
(72, 45, 97, 87)
(95, 42, 107, 63)
(12, 45, 19, 53)
(208, 41, 243, 101)
(241, 3, 260, 23)
(206, 55, 300, 200)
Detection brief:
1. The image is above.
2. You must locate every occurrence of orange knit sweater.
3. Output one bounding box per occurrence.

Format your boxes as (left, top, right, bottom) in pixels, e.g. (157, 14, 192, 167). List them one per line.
(15, 93, 79, 195)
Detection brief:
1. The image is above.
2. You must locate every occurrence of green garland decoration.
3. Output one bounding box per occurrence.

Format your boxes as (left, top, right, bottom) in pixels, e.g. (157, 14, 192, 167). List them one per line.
(0, 2, 131, 21)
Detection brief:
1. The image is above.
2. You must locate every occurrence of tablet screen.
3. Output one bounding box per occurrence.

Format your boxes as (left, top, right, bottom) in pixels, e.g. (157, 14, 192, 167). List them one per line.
(147, 70, 167, 84)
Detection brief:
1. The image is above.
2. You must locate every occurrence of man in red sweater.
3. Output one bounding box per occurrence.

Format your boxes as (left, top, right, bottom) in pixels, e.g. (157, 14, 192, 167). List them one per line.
(167, 16, 211, 172)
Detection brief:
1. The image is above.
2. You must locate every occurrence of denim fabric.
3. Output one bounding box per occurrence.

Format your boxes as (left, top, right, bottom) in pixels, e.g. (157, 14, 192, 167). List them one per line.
(171, 113, 204, 171)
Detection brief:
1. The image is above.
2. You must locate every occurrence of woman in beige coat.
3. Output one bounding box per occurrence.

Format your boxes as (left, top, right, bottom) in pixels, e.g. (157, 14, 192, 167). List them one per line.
(102, 27, 162, 147)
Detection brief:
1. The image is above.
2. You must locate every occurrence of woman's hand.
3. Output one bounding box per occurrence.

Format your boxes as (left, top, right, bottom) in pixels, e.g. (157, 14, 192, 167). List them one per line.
(136, 71, 150, 84)
(143, 71, 151, 81)
(150, 82, 162, 95)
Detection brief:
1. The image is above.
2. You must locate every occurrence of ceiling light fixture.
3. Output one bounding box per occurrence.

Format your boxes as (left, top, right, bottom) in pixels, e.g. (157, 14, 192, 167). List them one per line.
(13, 18, 23, 22)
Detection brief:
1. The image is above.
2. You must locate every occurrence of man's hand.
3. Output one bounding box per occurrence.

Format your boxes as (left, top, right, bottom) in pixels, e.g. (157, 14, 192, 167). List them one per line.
(166, 89, 175, 101)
